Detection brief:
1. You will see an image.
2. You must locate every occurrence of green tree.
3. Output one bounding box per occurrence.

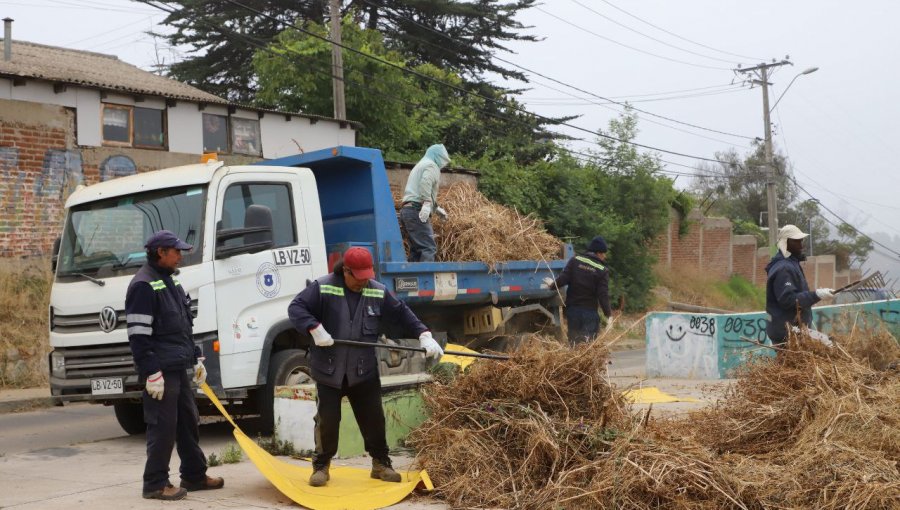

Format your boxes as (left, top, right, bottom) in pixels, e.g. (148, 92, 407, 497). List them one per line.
(135, 0, 537, 102)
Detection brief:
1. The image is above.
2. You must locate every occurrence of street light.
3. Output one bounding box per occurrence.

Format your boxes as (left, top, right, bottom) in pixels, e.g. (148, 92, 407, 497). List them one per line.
(770, 67, 819, 112)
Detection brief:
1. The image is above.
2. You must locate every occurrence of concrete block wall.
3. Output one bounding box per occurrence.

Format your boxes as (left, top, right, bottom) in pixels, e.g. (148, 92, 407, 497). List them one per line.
(700, 216, 733, 277)
(731, 235, 758, 283)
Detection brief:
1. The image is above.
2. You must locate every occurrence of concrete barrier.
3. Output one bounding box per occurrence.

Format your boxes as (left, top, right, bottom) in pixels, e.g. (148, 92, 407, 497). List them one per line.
(647, 298, 900, 379)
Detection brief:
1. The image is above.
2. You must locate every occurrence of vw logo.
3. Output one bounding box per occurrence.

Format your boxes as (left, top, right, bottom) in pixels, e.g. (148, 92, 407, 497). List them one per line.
(99, 306, 118, 333)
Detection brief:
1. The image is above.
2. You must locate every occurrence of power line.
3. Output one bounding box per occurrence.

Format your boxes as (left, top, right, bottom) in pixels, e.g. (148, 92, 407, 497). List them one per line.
(534, 6, 733, 71)
(357, 0, 754, 141)
(525, 85, 748, 105)
(211, 0, 738, 165)
(597, 0, 764, 61)
(527, 82, 740, 101)
(568, 0, 739, 65)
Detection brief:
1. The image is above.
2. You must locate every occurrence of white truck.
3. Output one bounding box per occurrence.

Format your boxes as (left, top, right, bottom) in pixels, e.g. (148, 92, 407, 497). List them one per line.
(48, 146, 567, 433)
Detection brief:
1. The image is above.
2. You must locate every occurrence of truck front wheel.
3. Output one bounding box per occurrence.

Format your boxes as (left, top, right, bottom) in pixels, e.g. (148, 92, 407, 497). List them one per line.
(259, 349, 311, 434)
(113, 401, 146, 435)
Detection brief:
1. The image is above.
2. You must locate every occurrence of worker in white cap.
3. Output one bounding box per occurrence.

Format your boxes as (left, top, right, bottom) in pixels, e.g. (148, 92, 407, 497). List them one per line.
(764, 224, 834, 346)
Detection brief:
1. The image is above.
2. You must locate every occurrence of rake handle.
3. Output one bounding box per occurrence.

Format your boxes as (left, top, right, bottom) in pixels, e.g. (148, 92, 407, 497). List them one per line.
(331, 339, 510, 360)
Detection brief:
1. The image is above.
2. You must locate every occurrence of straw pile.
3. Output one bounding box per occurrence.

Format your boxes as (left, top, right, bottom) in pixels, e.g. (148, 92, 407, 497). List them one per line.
(395, 182, 562, 270)
(411, 329, 900, 509)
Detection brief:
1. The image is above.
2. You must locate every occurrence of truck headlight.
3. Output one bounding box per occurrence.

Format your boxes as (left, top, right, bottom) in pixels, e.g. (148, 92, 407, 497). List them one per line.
(50, 351, 65, 378)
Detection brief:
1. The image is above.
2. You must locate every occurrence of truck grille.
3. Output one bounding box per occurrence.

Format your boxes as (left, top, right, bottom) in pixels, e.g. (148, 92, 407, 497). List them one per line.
(59, 343, 137, 379)
(52, 300, 198, 334)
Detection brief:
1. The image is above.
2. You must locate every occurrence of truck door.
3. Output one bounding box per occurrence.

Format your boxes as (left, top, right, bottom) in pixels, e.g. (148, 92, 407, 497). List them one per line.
(212, 175, 315, 388)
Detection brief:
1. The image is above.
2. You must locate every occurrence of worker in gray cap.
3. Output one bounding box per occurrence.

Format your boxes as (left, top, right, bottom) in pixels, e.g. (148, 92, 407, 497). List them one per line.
(125, 230, 223, 500)
(765, 224, 834, 347)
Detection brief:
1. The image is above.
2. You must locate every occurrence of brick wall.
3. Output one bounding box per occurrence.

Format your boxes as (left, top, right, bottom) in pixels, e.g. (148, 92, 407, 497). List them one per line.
(701, 216, 732, 277)
(755, 247, 770, 287)
(732, 235, 757, 283)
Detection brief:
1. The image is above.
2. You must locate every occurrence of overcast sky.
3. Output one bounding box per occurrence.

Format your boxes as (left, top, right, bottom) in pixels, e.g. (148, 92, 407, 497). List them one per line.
(2, 0, 899, 278)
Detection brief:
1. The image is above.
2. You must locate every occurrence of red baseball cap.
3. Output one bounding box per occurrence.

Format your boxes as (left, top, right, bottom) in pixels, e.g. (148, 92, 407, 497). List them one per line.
(343, 247, 375, 280)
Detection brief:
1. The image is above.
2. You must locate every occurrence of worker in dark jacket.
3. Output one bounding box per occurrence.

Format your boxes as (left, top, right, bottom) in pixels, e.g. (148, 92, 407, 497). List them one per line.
(288, 247, 443, 487)
(543, 235, 613, 346)
(765, 224, 834, 346)
(125, 230, 223, 501)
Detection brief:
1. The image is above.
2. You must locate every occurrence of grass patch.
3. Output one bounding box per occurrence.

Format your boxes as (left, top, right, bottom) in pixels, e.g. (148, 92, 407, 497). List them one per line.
(208, 442, 244, 466)
(715, 274, 765, 310)
(0, 259, 52, 388)
(653, 265, 764, 312)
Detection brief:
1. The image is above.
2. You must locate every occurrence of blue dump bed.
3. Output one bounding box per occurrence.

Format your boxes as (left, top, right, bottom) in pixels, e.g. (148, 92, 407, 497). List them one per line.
(260, 146, 570, 308)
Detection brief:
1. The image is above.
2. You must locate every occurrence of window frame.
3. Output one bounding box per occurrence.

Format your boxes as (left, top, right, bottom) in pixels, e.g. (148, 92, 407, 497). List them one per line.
(230, 116, 262, 156)
(132, 106, 168, 150)
(202, 113, 231, 154)
(216, 181, 298, 259)
(100, 104, 133, 147)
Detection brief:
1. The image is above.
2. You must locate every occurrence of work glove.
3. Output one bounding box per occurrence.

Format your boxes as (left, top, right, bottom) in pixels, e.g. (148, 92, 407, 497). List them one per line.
(418, 202, 433, 223)
(193, 359, 207, 385)
(816, 288, 834, 299)
(418, 331, 443, 359)
(309, 324, 334, 347)
(541, 277, 555, 289)
(435, 206, 448, 220)
(145, 371, 165, 400)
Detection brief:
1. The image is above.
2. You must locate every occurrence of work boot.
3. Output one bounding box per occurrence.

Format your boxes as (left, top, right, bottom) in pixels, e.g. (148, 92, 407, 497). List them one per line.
(143, 484, 187, 501)
(180, 475, 224, 491)
(309, 465, 330, 487)
(371, 458, 402, 483)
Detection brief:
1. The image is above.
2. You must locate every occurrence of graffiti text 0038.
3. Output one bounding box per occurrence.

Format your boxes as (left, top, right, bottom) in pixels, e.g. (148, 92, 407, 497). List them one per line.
(723, 317, 768, 342)
(689, 316, 716, 335)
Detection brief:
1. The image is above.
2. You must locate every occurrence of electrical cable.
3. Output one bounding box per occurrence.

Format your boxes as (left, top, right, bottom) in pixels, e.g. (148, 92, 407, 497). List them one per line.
(598, 0, 764, 61)
(568, 0, 739, 65)
(534, 6, 733, 71)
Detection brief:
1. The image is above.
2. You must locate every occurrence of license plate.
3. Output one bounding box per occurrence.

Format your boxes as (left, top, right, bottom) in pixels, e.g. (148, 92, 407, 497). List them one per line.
(90, 377, 124, 395)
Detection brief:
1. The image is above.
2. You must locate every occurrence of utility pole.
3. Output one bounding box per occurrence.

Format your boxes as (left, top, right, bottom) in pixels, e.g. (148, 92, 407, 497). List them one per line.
(735, 60, 791, 251)
(329, 0, 346, 120)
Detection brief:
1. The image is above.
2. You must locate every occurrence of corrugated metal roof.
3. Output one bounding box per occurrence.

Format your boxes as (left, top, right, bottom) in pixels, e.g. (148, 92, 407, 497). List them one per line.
(0, 39, 363, 128)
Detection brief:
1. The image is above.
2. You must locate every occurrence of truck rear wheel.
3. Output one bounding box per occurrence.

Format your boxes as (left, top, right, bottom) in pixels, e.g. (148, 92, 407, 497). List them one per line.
(113, 402, 146, 435)
(259, 349, 311, 434)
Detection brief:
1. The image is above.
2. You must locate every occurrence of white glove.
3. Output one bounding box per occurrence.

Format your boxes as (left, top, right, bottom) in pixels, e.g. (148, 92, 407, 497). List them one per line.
(146, 371, 164, 400)
(418, 202, 432, 223)
(418, 331, 443, 359)
(310, 324, 334, 347)
(604, 321, 614, 334)
(193, 359, 207, 385)
(816, 288, 834, 299)
(541, 277, 555, 289)
(435, 206, 448, 220)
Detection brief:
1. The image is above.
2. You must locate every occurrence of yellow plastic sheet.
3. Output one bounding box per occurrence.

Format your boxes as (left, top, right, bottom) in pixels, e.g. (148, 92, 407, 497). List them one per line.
(440, 343, 479, 371)
(622, 386, 700, 404)
(201, 383, 433, 510)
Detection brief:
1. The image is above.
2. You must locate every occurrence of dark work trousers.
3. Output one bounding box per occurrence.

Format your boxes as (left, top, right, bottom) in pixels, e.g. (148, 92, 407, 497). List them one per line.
(312, 376, 389, 469)
(399, 206, 437, 262)
(142, 369, 207, 492)
(566, 306, 600, 346)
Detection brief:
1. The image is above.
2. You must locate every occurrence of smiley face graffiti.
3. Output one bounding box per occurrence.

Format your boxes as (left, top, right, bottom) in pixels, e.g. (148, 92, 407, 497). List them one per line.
(665, 322, 686, 342)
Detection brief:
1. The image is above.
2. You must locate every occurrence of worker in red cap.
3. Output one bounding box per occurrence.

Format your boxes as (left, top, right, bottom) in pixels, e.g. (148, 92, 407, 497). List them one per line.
(288, 247, 443, 487)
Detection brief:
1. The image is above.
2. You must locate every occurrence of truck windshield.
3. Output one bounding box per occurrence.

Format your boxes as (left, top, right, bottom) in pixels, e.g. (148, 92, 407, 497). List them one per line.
(57, 185, 206, 279)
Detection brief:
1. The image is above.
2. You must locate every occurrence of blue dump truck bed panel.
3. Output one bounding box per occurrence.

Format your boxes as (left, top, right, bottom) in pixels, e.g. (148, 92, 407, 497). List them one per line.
(258, 146, 571, 307)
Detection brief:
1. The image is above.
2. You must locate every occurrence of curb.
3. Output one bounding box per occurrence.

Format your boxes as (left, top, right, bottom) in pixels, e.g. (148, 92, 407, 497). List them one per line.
(0, 397, 56, 414)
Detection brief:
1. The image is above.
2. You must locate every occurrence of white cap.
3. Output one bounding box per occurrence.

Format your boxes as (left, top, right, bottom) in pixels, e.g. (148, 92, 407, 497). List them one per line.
(777, 224, 809, 257)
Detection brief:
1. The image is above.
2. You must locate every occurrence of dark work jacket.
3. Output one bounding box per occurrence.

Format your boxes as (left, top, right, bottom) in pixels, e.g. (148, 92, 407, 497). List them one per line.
(288, 273, 428, 389)
(125, 262, 199, 377)
(765, 252, 821, 343)
(553, 252, 612, 317)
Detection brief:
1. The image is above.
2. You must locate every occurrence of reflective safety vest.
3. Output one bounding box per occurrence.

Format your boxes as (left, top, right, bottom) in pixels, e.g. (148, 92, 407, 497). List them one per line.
(308, 273, 387, 388)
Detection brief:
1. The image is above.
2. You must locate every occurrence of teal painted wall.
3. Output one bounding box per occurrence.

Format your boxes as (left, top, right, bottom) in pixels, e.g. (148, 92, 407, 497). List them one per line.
(647, 298, 899, 379)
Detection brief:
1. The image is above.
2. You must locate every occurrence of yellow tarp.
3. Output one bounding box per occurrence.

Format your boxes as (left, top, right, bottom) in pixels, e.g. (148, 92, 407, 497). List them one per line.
(440, 343, 479, 370)
(622, 386, 700, 404)
(201, 383, 433, 510)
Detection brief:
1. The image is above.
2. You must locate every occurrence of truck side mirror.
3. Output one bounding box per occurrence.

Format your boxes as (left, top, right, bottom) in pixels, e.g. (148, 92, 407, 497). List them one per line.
(51, 236, 61, 273)
(215, 205, 275, 259)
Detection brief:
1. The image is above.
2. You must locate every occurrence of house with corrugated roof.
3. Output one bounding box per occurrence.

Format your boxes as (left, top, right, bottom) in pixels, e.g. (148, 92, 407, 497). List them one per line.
(0, 21, 358, 257)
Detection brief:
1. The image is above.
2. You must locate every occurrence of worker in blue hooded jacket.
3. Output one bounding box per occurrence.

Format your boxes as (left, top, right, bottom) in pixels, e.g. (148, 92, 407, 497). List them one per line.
(765, 224, 834, 346)
(399, 144, 451, 262)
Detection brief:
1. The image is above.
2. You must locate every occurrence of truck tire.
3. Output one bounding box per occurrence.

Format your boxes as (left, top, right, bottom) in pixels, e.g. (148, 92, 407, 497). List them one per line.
(113, 402, 146, 435)
(259, 349, 311, 434)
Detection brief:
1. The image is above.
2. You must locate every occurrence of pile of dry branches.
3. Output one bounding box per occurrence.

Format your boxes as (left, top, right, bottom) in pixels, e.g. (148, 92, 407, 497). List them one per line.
(395, 182, 562, 269)
(411, 330, 900, 509)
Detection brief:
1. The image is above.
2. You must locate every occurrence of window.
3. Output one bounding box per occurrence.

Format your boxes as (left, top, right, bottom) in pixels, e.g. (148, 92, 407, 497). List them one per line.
(231, 118, 261, 156)
(203, 114, 229, 153)
(102, 104, 167, 149)
(102, 105, 131, 144)
(134, 107, 165, 148)
(220, 183, 296, 252)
